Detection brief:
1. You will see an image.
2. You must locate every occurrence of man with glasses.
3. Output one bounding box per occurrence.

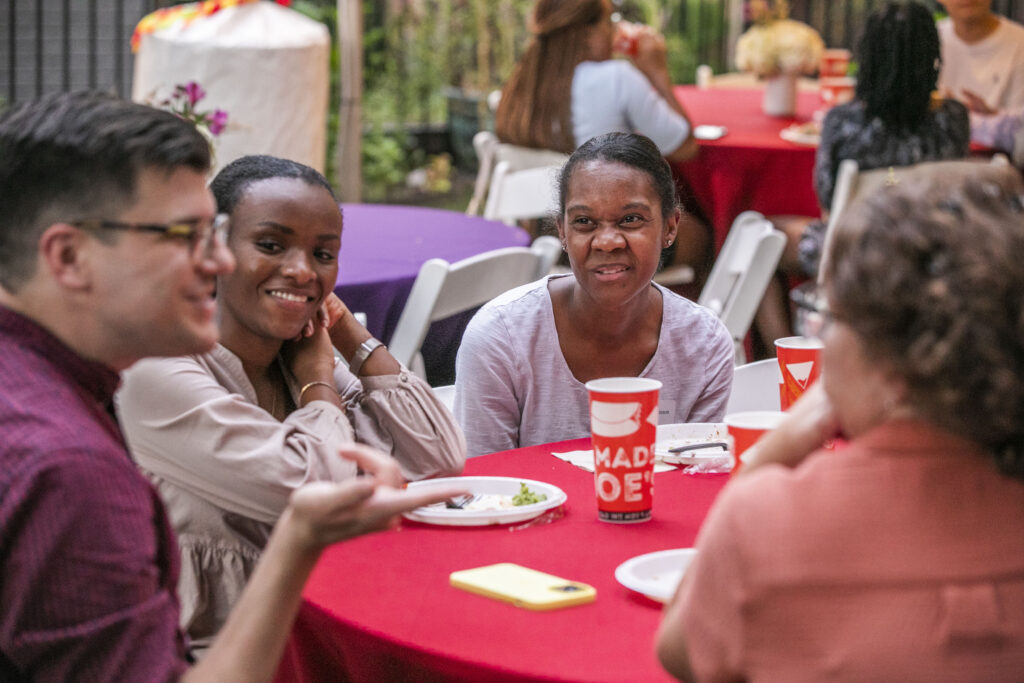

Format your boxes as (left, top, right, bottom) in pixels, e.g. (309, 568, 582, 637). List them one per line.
(0, 91, 456, 680)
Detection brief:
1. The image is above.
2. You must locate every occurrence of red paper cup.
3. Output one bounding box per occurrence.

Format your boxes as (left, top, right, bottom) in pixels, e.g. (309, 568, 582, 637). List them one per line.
(586, 377, 661, 523)
(819, 48, 851, 77)
(820, 76, 856, 108)
(613, 21, 641, 57)
(725, 410, 786, 474)
(775, 336, 824, 411)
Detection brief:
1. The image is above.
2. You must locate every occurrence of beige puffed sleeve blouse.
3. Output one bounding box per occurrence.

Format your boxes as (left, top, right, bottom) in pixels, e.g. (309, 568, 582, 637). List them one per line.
(115, 344, 465, 652)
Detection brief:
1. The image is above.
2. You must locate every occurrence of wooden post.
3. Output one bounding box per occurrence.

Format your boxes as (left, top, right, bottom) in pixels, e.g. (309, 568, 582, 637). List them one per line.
(727, 0, 745, 70)
(336, 0, 362, 202)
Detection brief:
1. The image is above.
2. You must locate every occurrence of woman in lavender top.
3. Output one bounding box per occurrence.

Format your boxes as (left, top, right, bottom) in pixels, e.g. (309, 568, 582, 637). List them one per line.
(455, 133, 733, 456)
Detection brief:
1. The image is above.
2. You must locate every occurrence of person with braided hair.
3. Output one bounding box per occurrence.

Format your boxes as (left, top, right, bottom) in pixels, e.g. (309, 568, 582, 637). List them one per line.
(791, 0, 971, 275)
(756, 1, 971, 350)
(658, 163, 1024, 681)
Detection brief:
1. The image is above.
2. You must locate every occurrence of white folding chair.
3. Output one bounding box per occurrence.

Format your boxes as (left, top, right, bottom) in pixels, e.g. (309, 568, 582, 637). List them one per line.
(817, 154, 1011, 283)
(483, 161, 563, 226)
(652, 263, 695, 287)
(530, 235, 563, 279)
(698, 211, 786, 365)
(466, 131, 500, 216)
(467, 132, 569, 216)
(725, 358, 782, 413)
(388, 246, 543, 378)
(432, 384, 455, 412)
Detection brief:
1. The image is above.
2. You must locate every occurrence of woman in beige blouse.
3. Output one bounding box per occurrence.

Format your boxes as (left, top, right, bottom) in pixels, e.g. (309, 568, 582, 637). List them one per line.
(116, 155, 466, 654)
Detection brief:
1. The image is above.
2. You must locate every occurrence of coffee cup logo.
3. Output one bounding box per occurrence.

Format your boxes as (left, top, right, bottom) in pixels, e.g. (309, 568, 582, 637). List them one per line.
(590, 401, 659, 438)
(775, 336, 823, 410)
(785, 360, 815, 389)
(590, 401, 641, 437)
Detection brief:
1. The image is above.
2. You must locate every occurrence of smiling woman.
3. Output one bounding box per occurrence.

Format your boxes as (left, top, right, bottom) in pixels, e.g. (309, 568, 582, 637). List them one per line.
(454, 133, 733, 457)
(114, 155, 466, 655)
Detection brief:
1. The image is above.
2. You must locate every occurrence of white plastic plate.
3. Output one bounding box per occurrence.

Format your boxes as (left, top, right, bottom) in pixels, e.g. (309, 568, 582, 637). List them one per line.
(655, 422, 730, 464)
(779, 122, 820, 146)
(694, 124, 728, 140)
(403, 476, 567, 526)
(614, 548, 698, 602)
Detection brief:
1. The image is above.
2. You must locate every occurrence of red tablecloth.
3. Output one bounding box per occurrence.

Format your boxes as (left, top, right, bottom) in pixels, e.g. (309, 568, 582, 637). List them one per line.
(673, 86, 823, 250)
(276, 439, 730, 682)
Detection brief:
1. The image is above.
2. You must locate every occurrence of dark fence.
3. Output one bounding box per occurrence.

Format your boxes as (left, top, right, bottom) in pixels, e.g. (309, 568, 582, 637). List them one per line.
(687, 0, 1024, 74)
(790, 0, 1024, 52)
(0, 0, 172, 104)
(4, 1, 1024, 107)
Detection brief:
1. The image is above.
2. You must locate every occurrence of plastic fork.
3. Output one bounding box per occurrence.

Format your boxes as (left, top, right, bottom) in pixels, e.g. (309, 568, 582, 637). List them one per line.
(668, 441, 729, 454)
(444, 493, 479, 509)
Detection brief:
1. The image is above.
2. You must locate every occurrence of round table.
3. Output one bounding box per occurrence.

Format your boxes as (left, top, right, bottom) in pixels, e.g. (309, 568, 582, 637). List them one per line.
(276, 438, 730, 682)
(673, 86, 823, 250)
(334, 204, 530, 384)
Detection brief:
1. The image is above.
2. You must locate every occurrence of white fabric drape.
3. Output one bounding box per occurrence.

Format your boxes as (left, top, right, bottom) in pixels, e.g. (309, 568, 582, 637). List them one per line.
(132, 1, 329, 176)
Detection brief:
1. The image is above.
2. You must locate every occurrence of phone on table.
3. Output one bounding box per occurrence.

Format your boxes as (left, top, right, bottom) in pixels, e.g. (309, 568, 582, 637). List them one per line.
(450, 563, 596, 611)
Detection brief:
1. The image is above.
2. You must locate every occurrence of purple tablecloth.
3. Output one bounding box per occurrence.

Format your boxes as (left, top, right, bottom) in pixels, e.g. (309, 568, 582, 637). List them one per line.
(335, 204, 530, 384)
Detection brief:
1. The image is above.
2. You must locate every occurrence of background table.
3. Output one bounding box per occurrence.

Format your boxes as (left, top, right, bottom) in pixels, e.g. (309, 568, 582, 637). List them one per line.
(276, 438, 730, 682)
(335, 204, 530, 384)
(673, 85, 823, 250)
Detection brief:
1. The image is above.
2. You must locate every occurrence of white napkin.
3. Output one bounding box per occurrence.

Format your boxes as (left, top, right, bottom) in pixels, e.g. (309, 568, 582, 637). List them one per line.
(550, 449, 677, 473)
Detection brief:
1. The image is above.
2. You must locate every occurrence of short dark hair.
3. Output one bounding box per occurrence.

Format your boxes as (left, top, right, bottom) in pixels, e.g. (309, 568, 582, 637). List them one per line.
(210, 154, 335, 216)
(0, 90, 210, 292)
(827, 164, 1024, 479)
(557, 132, 679, 220)
(855, 1, 940, 128)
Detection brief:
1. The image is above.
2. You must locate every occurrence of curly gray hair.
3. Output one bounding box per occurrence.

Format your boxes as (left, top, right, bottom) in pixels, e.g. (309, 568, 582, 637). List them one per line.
(826, 163, 1024, 479)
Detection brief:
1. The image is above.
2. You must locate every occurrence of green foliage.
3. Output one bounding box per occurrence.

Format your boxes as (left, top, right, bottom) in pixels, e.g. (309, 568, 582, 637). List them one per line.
(361, 125, 407, 201)
(613, 0, 723, 82)
(290, 0, 726, 194)
(665, 34, 699, 85)
(361, 0, 533, 127)
(291, 0, 340, 187)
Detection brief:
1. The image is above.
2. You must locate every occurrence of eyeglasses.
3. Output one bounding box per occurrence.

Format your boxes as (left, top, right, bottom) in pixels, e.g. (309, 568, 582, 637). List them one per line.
(802, 298, 836, 340)
(72, 213, 229, 262)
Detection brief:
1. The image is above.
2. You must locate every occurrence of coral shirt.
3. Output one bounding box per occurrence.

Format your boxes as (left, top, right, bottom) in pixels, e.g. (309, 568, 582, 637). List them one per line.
(675, 419, 1024, 681)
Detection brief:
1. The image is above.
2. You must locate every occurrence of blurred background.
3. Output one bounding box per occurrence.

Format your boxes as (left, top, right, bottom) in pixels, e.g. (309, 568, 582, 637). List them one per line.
(3, 0, 1023, 207)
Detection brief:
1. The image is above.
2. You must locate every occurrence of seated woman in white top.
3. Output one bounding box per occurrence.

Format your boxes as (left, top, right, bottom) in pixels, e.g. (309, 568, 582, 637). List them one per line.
(938, 1, 1024, 114)
(454, 133, 733, 456)
(937, 1, 1024, 159)
(494, 0, 709, 280)
(116, 155, 466, 653)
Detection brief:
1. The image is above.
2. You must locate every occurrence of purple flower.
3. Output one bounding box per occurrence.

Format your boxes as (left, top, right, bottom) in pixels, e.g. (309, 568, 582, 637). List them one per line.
(208, 109, 229, 136)
(184, 81, 206, 107)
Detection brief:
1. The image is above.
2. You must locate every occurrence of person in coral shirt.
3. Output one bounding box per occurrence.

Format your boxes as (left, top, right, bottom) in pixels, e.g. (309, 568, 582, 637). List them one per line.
(658, 163, 1024, 681)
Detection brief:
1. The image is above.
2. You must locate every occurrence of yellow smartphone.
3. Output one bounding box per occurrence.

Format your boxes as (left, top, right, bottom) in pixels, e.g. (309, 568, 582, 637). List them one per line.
(449, 563, 596, 611)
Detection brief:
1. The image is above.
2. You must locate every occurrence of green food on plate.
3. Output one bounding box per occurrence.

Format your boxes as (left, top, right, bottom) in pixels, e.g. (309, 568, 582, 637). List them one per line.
(512, 482, 547, 506)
